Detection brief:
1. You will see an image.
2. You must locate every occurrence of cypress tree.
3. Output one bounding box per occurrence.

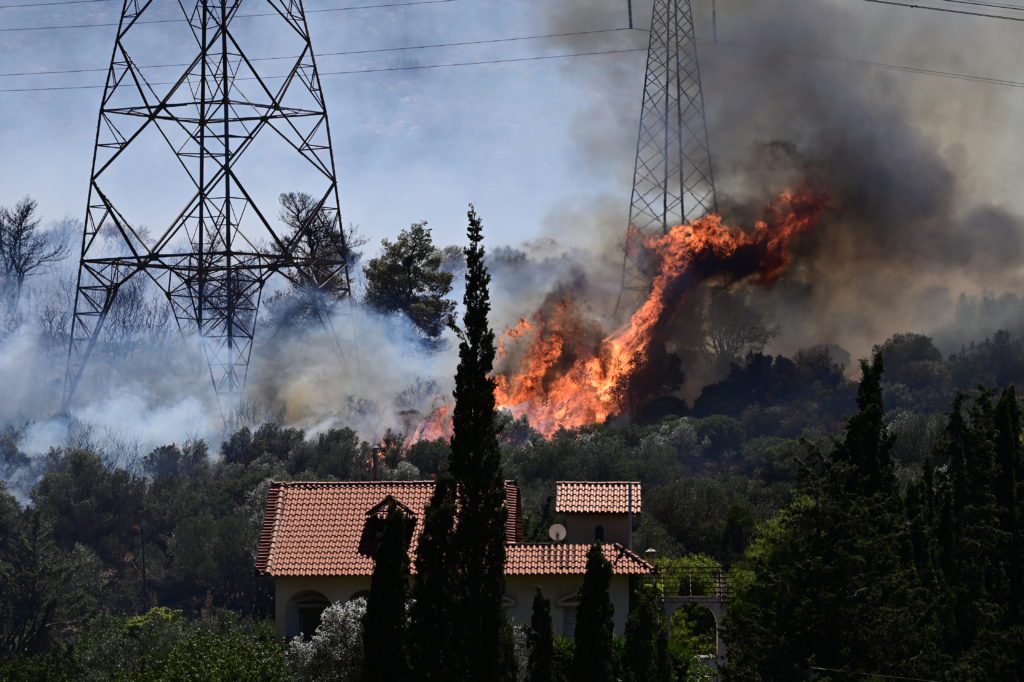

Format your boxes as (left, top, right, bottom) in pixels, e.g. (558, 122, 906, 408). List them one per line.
(447, 205, 512, 680)
(572, 544, 615, 682)
(727, 353, 936, 678)
(994, 387, 1022, 626)
(623, 584, 671, 682)
(528, 588, 553, 682)
(934, 389, 1021, 676)
(408, 473, 458, 682)
(362, 502, 412, 682)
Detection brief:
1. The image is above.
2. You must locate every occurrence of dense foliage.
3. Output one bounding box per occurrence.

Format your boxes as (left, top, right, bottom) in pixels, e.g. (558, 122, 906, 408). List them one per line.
(363, 220, 455, 344)
(725, 357, 1024, 680)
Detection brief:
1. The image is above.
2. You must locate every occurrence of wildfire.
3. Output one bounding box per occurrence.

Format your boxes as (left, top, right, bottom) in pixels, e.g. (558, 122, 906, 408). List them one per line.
(412, 184, 828, 441)
(408, 401, 452, 443)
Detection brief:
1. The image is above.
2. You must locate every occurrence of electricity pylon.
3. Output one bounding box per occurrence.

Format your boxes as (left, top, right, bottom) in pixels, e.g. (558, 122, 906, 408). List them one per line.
(63, 0, 352, 417)
(617, 0, 717, 313)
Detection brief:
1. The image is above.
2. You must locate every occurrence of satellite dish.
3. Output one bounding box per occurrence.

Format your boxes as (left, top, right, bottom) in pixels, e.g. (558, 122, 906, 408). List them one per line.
(548, 523, 567, 542)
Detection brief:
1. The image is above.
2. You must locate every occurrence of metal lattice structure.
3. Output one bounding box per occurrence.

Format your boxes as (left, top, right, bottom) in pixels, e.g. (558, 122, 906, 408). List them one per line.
(63, 0, 351, 415)
(619, 0, 717, 309)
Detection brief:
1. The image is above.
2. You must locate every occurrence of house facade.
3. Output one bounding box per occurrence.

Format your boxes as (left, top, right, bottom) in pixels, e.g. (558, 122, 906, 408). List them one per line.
(256, 479, 651, 639)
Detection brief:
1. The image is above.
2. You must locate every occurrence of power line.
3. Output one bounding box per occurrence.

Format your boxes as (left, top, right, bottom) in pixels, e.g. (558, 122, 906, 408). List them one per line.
(933, 0, 1024, 10)
(702, 36, 1024, 89)
(0, 0, 113, 9)
(0, 0, 456, 32)
(0, 46, 648, 93)
(0, 27, 642, 78)
(856, 0, 1024, 21)
(4, 32, 1024, 95)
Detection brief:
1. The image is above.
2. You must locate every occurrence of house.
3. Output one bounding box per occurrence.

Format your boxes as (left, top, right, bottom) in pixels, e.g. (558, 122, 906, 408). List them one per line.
(256, 479, 652, 639)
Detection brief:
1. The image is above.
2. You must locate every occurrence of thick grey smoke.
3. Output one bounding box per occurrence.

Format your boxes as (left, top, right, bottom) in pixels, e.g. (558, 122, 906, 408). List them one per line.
(5, 0, 1024, 481)
(540, 0, 1024, 360)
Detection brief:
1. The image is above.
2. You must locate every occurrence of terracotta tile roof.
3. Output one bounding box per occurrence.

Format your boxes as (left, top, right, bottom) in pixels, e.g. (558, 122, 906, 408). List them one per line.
(555, 481, 642, 514)
(505, 543, 653, 576)
(257, 481, 435, 576)
(257, 480, 525, 577)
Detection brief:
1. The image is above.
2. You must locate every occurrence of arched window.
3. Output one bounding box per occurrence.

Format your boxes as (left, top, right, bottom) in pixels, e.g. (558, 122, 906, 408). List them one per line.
(286, 591, 331, 639)
(594, 525, 605, 542)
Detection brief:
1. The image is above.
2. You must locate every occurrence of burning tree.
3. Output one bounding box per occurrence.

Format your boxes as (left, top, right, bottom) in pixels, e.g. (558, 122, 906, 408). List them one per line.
(493, 185, 828, 437)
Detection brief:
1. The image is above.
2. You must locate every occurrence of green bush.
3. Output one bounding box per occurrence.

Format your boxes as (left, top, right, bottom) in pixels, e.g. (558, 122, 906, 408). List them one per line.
(161, 619, 285, 681)
(551, 637, 574, 682)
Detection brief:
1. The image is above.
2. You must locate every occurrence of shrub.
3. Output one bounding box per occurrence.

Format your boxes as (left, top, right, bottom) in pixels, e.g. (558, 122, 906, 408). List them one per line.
(286, 598, 366, 681)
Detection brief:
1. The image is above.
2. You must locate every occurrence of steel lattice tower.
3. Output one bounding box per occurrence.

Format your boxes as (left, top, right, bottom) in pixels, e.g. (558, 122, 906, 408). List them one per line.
(619, 0, 717, 308)
(63, 0, 352, 415)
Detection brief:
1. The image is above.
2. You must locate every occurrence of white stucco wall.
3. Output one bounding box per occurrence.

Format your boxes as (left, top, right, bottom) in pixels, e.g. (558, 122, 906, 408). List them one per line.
(562, 513, 632, 546)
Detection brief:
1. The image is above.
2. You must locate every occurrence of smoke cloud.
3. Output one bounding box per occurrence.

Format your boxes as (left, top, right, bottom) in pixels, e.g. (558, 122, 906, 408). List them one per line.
(539, 0, 1024, 360)
(5, 0, 1024, 483)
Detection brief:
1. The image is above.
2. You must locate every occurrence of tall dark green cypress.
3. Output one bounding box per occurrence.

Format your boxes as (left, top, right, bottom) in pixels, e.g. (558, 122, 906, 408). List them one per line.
(726, 353, 936, 678)
(837, 354, 897, 496)
(931, 389, 1023, 676)
(623, 584, 671, 682)
(448, 205, 512, 680)
(527, 588, 553, 682)
(572, 544, 615, 682)
(994, 387, 1022, 626)
(408, 473, 458, 682)
(362, 502, 411, 682)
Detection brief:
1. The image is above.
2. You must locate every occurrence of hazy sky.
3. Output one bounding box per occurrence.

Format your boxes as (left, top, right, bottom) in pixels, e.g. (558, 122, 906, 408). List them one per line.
(1, 0, 1023, 251)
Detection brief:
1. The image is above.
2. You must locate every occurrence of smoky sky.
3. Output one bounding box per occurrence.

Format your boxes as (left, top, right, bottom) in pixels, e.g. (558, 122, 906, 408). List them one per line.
(5, 0, 1024, 464)
(541, 0, 1024, 359)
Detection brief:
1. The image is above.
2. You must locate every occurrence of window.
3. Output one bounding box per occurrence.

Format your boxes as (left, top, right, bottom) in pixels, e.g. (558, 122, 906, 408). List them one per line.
(562, 607, 578, 638)
(287, 591, 330, 639)
(594, 525, 605, 541)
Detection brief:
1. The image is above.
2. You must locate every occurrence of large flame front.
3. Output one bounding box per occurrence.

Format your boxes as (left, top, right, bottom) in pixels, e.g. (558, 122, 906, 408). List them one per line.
(414, 185, 828, 441)
(494, 185, 827, 437)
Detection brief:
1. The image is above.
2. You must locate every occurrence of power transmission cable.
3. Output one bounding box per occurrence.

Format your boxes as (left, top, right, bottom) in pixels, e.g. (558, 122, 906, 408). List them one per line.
(0, 0, 456, 32)
(933, 0, 1024, 10)
(4, 32, 1024, 95)
(0, 27, 642, 78)
(0, 46, 648, 93)
(855, 0, 1024, 21)
(700, 36, 1024, 88)
(0, 0, 113, 8)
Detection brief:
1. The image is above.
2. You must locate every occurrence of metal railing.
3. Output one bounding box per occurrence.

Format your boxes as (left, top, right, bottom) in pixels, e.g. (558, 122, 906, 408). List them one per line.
(649, 565, 728, 600)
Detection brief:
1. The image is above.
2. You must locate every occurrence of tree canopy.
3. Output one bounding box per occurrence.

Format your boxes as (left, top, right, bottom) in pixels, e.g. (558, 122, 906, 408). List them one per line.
(363, 221, 455, 344)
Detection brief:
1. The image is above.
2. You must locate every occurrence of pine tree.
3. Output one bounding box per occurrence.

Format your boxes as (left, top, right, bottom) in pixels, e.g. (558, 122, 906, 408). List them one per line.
(362, 502, 411, 682)
(363, 221, 455, 344)
(623, 584, 671, 682)
(573, 545, 615, 682)
(408, 474, 458, 682)
(527, 588, 553, 682)
(447, 205, 512, 680)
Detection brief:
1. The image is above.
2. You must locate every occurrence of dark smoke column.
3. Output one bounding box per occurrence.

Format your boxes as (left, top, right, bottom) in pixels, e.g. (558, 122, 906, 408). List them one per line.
(619, 0, 717, 312)
(62, 0, 352, 419)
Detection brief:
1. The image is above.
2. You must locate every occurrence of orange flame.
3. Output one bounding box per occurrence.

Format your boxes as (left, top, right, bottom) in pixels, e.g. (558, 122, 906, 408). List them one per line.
(494, 184, 827, 437)
(408, 401, 452, 443)
(410, 185, 828, 441)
